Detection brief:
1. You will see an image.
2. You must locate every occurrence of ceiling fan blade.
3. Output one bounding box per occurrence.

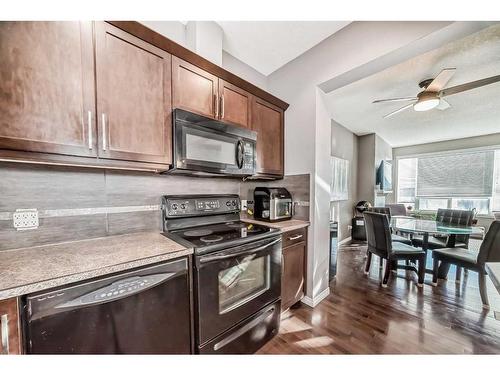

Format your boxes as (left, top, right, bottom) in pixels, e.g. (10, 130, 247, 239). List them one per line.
(383, 103, 414, 118)
(440, 74, 500, 97)
(425, 68, 456, 92)
(373, 97, 417, 104)
(436, 99, 451, 110)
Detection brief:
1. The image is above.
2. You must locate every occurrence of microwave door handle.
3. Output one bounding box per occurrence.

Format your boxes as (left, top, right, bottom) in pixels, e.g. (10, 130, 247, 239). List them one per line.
(236, 140, 244, 169)
(199, 238, 281, 264)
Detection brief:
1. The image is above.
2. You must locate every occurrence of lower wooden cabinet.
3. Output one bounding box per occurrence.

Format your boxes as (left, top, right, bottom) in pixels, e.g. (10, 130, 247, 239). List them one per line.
(281, 228, 307, 311)
(0, 298, 22, 355)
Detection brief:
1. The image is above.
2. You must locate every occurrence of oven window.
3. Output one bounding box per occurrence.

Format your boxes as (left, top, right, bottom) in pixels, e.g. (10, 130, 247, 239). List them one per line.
(186, 133, 236, 165)
(218, 254, 270, 314)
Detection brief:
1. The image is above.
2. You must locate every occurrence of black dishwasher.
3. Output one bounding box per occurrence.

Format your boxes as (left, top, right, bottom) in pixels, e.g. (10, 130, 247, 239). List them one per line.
(24, 258, 192, 354)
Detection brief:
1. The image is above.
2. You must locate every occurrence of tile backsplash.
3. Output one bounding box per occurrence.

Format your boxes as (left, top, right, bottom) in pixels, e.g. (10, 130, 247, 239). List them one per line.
(0, 163, 309, 250)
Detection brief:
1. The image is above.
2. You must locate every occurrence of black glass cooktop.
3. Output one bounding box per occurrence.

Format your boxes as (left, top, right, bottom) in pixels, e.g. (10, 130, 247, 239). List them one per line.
(167, 221, 277, 251)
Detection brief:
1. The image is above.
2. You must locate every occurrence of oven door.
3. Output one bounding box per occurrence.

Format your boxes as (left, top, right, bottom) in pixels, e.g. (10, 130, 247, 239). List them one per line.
(194, 236, 282, 346)
(173, 111, 255, 176)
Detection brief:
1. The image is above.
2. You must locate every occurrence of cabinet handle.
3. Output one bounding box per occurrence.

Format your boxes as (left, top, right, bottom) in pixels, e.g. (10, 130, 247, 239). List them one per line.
(101, 113, 107, 151)
(1, 314, 9, 355)
(220, 95, 224, 119)
(87, 111, 92, 150)
(214, 94, 219, 118)
(288, 234, 303, 241)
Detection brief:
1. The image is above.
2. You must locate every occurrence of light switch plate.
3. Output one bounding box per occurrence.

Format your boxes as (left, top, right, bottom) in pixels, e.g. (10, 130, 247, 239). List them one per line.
(13, 208, 39, 230)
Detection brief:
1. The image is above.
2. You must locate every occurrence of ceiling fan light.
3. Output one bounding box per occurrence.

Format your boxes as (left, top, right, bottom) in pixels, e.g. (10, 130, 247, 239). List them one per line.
(413, 98, 440, 112)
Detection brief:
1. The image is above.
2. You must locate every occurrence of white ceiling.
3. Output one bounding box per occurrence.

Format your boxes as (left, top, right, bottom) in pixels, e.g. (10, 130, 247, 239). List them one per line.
(217, 21, 350, 75)
(326, 24, 500, 148)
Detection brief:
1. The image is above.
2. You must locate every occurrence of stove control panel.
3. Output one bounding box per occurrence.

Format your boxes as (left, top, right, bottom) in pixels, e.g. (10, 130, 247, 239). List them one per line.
(163, 196, 240, 217)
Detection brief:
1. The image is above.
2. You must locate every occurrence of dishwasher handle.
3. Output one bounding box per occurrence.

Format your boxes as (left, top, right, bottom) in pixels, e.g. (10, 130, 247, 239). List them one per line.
(54, 272, 177, 310)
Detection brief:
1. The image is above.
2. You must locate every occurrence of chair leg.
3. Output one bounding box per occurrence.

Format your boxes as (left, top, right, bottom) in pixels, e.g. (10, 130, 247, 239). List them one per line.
(417, 257, 425, 287)
(479, 272, 489, 309)
(382, 258, 392, 287)
(455, 267, 462, 284)
(391, 260, 398, 273)
(364, 252, 372, 275)
(432, 258, 439, 286)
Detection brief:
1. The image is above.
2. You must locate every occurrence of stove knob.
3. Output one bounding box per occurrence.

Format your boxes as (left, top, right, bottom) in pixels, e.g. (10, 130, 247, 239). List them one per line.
(226, 201, 231, 207)
(171, 203, 178, 210)
(232, 201, 237, 206)
(180, 203, 186, 210)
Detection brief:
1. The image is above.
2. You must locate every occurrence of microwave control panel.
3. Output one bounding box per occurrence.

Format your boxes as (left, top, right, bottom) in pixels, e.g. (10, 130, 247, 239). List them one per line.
(242, 142, 255, 171)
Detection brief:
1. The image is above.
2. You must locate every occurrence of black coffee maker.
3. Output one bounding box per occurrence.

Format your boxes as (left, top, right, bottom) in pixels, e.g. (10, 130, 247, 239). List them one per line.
(253, 187, 292, 222)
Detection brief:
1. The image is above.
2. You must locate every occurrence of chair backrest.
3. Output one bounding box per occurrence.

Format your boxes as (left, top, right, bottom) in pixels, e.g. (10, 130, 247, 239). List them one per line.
(363, 211, 392, 258)
(367, 206, 391, 220)
(385, 204, 407, 216)
(436, 208, 474, 245)
(477, 220, 500, 265)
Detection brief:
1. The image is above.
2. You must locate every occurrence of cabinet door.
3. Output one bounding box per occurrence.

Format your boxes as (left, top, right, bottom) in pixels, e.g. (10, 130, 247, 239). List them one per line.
(281, 242, 306, 311)
(0, 298, 22, 355)
(95, 22, 172, 165)
(0, 22, 96, 157)
(219, 80, 251, 128)
(250, 97, 284, 176)
(172, 56, 218, 118)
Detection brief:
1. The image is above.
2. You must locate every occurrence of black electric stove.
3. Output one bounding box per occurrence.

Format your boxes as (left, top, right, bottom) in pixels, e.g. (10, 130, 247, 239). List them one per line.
(161, 194, 282, 354)
(162, 194, 279, 254)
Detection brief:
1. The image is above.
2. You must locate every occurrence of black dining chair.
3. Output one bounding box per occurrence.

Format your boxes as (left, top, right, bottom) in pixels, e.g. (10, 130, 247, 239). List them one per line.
(366, 207, 412, 245)
(363, 211, 426, 288)
(412, 208, 474, 250)
(385, 203, 407, 217)
(432, 220, 500, 308)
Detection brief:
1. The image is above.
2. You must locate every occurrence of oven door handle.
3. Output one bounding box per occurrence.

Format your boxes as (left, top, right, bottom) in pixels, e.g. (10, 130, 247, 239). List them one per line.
(199, 238, 281, 264)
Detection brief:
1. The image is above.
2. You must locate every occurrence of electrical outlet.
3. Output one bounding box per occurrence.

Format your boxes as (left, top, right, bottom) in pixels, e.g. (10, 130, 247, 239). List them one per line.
(13, 209, 39, 231)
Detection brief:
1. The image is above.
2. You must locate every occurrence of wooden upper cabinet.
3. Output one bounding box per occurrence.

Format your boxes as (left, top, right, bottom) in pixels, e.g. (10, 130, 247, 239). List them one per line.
(0, 21, 96, 157)
(0, 298, 22, 355)
(94, 22, 172, 165)
(218, 80, 251, 128)
(172, 56, 218, 118)
(250, 97, 284, 176)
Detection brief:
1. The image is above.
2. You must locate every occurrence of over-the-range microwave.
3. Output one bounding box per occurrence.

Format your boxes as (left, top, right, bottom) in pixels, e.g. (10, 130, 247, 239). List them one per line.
(168, 109, 257, 177)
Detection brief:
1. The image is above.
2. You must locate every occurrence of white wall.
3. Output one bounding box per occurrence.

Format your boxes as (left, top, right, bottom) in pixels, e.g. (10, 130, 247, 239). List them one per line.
(139, 21, 267, 90)
(222, 51, 268, 91)
(331, 120, 358, 241)
(267, 21, 453, 305)
(186, 21, 223, 65)
(140, 21, 187, 46)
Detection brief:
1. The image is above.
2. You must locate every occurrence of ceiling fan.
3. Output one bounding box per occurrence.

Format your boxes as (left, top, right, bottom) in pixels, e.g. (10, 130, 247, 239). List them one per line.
(373, 68, 500, 118)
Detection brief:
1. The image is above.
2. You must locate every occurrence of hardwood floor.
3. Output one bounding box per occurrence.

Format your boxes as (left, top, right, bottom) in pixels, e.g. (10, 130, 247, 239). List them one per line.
(258, 241, 500, 354)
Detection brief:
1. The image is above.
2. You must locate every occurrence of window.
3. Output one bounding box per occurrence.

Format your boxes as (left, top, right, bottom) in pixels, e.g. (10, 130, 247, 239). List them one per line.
(397, 158, 417, 204)
(397, 149, 500, 215)
(493, 150, 500, 211)
(451, 198, 490, 215)
(418, 198, 449, 211)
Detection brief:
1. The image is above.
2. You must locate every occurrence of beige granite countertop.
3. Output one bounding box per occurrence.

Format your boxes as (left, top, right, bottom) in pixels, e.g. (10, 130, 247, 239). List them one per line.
(0, 232, 192, 300)
(240, 214, 309, 233)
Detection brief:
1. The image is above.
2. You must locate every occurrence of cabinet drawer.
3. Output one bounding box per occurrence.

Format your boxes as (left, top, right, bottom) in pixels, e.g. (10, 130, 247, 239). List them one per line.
(282, 228, 306, 248)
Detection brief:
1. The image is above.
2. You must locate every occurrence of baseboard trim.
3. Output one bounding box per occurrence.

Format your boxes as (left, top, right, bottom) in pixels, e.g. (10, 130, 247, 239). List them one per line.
(338, 236, 352, 245)
(301, 287, 330, 308)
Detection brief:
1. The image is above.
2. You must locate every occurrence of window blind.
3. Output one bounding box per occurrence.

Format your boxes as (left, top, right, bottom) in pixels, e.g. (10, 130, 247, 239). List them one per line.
(416, 150, 494, 197)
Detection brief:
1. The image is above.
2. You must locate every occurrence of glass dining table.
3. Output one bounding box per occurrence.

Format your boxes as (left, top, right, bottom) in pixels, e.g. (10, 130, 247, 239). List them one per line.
(391, 216, 482, 278)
